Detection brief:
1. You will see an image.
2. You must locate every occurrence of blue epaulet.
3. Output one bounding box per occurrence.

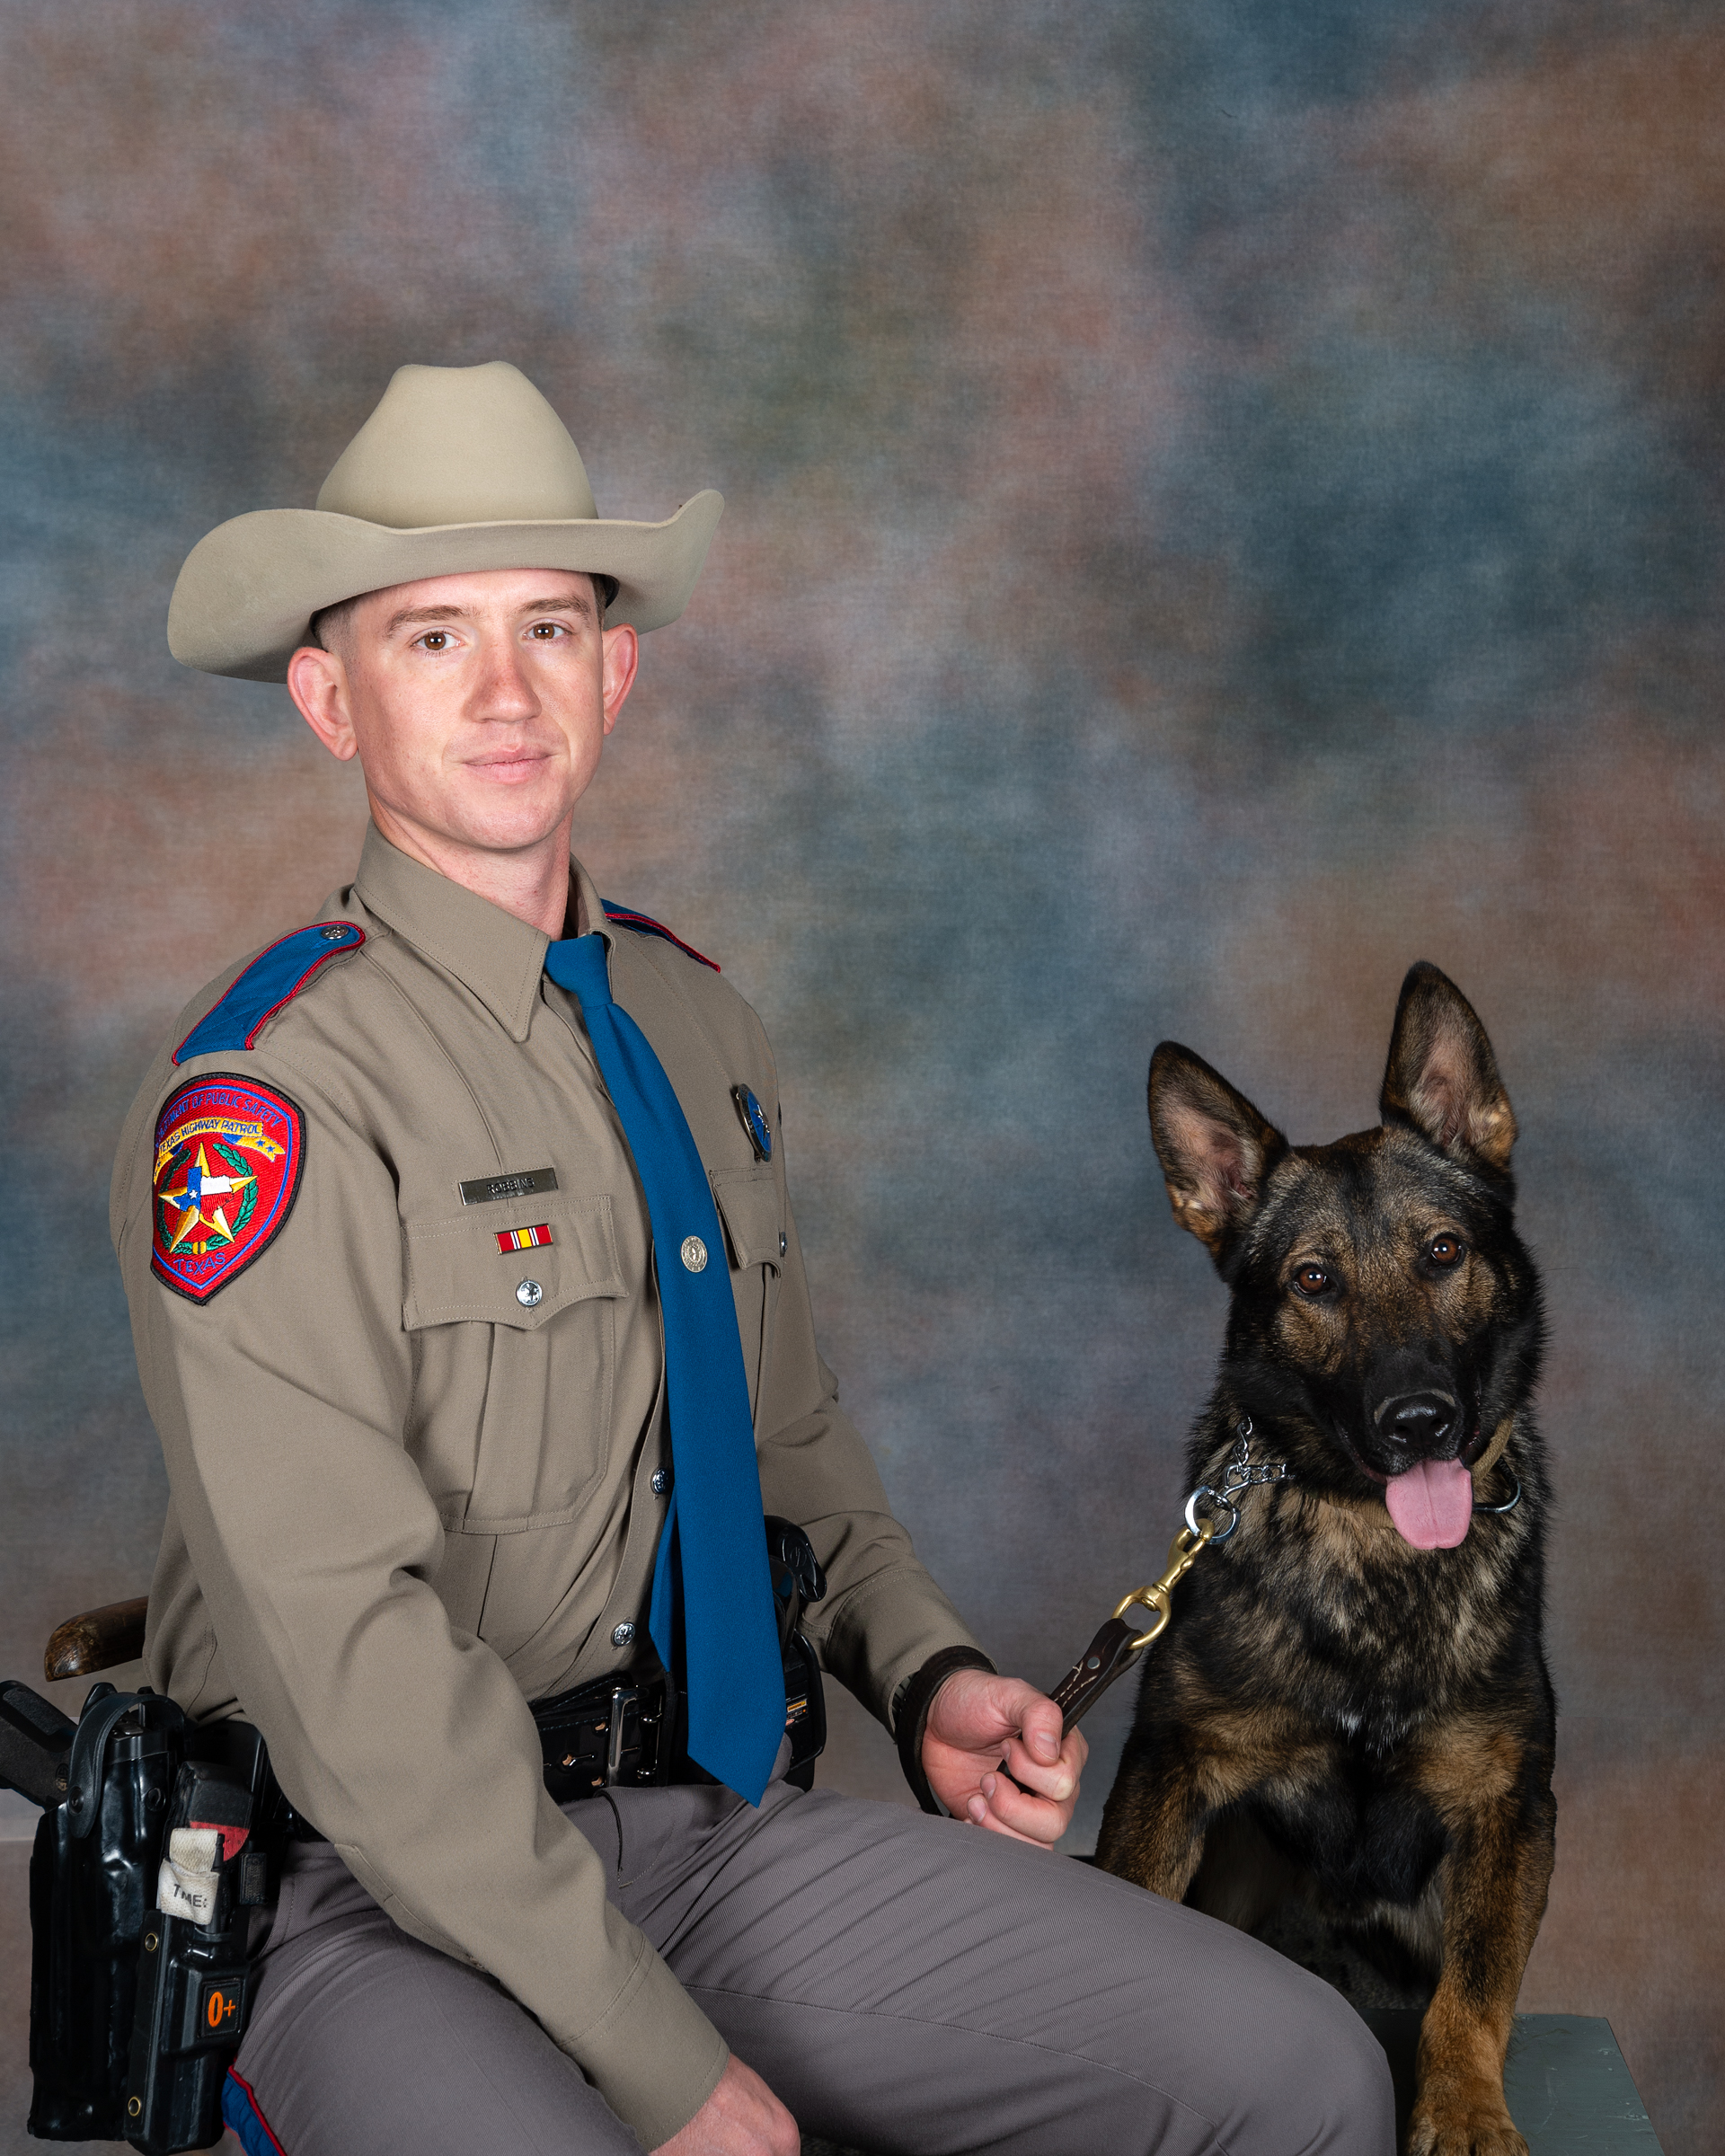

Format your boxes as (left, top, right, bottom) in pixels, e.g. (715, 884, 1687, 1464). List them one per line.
(173, 922, 366, 1065)
(601, 900, 720, 973)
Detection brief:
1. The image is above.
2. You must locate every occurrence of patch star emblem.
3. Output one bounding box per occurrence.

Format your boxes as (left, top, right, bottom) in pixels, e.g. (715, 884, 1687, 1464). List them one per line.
(150, 1074, 305, 1302)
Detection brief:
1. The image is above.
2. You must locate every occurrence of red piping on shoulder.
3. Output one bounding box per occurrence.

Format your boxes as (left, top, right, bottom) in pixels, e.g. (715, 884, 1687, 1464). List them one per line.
(601, 906, 721, 972)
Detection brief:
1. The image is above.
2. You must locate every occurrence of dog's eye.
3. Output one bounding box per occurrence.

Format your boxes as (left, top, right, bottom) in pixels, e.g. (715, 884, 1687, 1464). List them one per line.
(1293, 1264, 1332, 1298)
(1428, 1235, 1464, 1267)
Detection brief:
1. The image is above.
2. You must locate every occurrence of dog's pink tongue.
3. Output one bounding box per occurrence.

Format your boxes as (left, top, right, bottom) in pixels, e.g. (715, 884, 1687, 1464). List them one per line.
(1384, 1458, 1473, 1549)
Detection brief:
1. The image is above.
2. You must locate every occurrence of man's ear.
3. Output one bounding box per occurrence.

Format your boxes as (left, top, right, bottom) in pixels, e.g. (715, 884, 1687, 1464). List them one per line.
(599, 622, 638, 735)
(1148, 1043, 1287, 1260)
(1379, 961, 1517, 1171)
(287, 643, 358, 762)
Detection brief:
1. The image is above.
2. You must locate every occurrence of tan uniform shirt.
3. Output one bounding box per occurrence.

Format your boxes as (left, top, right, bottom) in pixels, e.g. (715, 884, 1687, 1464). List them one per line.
(111, 826, 981, 2146)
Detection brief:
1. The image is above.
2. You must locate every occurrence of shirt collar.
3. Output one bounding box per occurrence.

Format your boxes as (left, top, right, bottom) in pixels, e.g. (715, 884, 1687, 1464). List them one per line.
(352, 824, 613, 1043)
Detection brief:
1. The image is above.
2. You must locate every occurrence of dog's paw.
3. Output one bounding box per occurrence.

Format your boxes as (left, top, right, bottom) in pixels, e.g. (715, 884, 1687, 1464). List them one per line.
(1407, 2093, 1528, 2156)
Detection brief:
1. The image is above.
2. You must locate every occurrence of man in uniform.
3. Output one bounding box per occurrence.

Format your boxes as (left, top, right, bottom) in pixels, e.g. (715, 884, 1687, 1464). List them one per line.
(113, 362, 1393, 2154)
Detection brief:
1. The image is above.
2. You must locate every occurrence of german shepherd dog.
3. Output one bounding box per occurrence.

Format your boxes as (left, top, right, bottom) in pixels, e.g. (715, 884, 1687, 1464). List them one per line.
(1096, 964, 1555, 2156)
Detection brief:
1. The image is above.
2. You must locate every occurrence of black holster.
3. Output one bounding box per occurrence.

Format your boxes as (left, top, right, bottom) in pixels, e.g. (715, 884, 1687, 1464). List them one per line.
(3, 1679, 284, 2152)
(766, 1515, 827, 1789)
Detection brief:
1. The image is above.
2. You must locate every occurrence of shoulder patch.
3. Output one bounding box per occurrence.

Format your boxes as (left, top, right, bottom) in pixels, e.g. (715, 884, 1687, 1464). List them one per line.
(601, 900, 720, 973)
(173, 923, 365, 1065)
(151, 1074, 305, 1303)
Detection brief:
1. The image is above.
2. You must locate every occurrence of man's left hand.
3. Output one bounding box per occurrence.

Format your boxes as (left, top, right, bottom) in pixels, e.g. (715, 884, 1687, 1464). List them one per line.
(921, 1670, 1087, 1847)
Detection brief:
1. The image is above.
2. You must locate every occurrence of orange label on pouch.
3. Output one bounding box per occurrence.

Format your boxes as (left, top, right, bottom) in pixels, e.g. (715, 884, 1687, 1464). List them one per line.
(496, 1224, 553, 1253)
(200, 1978, 243, 2031)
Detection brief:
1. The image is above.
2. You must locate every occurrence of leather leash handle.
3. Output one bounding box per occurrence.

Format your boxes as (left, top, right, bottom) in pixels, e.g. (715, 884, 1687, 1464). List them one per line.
(1048, 1615, 1149, 1736)
(992, 1614, 1153, 1797)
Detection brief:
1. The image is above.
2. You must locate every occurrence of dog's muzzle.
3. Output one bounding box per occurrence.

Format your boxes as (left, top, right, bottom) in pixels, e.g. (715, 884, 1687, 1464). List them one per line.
(1373, 1389, 1460, 1459)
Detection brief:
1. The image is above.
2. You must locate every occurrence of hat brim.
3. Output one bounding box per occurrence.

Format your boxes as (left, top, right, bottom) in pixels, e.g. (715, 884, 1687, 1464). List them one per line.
(166, 491, 724, 682)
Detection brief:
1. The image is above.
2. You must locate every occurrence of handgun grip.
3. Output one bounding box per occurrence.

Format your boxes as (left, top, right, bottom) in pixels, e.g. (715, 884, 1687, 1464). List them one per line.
(0, 1680, 75, 1809)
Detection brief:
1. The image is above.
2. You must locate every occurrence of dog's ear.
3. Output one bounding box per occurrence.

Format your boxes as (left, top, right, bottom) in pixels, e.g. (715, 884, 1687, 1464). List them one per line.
(1148, 1043, 1287, 1259)
(1379, 962, 1517, 1171)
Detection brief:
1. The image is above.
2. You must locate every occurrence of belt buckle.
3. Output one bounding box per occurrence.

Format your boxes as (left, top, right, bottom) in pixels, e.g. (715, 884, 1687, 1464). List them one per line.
(606, 1681, 670, 1786)
(606, 1683, 640, 1782)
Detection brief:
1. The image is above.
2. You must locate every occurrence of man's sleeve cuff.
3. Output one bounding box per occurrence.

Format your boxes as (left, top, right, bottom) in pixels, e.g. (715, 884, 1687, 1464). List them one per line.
(892, 1645, 997, 1815)
(575, 1938, 730, 2148)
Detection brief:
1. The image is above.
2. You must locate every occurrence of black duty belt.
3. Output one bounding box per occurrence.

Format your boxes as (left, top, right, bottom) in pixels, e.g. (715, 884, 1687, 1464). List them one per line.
(535, 1518, 828, 1802)
(533, 1674, 678, 1800)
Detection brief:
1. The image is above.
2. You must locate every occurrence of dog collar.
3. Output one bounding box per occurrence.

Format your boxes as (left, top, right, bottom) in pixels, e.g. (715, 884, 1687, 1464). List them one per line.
(1193, 1414, 1521, 1537)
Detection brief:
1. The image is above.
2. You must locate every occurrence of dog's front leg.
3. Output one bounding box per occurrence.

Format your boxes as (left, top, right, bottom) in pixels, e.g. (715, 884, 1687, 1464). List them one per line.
(1094, 1714, 1278, 1902)
(1093, 1730, 1213, 1899)
(1408, 1731, 1557, 2156)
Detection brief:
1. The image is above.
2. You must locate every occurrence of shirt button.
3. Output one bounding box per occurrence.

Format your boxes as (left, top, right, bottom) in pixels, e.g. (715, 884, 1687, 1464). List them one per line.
(679, 1236, 708, 1273)
(516, 1278, 544, 1308)
(779, 1232, 787, 1256)
(611, 1621, 635, 1648)
(650, 1468, 671, 1496)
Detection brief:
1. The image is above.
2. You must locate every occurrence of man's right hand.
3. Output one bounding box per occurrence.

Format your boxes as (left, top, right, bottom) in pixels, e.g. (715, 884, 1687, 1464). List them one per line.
(653, 2055, 800, 2155)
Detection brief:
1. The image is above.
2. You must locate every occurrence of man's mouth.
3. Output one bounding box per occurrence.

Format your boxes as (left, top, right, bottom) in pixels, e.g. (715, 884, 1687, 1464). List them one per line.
(466, 750, 553, 783)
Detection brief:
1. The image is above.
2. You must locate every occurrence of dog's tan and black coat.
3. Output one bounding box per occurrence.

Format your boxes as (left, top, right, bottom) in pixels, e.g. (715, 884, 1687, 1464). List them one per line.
(1097, 963, 1555, 2156)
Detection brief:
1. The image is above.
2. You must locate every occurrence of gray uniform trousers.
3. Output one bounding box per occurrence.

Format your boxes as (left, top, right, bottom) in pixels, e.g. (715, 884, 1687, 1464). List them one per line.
(232, 1778, 1394, 2155)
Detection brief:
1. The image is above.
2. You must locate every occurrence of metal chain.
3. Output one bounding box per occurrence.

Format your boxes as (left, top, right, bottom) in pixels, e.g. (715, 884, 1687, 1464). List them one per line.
(1183, 1416, 1294, 1543)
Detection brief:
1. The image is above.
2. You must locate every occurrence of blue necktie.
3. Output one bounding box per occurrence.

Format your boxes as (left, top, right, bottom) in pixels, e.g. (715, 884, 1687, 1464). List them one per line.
(544, 932, 784, 1805)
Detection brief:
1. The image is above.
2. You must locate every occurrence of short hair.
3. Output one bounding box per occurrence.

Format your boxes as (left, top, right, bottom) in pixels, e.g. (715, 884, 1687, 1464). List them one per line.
(307, 572, 619, 655)
(307, 594, 359, 655)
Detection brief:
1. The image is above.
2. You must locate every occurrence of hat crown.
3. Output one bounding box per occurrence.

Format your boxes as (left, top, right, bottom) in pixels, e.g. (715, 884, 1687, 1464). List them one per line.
(314, 361, 599, 529)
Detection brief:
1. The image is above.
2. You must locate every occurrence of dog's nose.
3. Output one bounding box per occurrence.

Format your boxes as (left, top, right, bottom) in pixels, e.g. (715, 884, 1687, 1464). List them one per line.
(1376, 1392, 1457, 1452)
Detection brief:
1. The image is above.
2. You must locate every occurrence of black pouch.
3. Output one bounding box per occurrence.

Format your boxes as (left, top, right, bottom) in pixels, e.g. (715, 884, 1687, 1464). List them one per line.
(122, 1732, 276, 2155)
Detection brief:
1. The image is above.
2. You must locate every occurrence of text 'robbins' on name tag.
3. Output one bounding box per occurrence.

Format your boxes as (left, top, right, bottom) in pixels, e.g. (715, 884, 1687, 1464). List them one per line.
(459, 1166, 560, 1206)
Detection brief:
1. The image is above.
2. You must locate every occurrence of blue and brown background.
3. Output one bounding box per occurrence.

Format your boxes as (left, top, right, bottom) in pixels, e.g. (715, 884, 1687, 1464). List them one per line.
(2, 4, 1721, 2149)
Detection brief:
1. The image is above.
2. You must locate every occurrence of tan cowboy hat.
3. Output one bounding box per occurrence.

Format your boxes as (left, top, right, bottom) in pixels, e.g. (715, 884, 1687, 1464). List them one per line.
(167, 361, 723, 681)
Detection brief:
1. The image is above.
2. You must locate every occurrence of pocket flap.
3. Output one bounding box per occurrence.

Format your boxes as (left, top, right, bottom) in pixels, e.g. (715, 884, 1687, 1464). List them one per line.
(403, 1195, 624, 1330)
(710, 1166, 783, 1271)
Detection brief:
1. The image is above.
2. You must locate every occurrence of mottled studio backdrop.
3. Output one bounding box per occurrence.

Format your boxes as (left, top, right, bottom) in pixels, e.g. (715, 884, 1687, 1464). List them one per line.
(2, 2, 1721, 2149)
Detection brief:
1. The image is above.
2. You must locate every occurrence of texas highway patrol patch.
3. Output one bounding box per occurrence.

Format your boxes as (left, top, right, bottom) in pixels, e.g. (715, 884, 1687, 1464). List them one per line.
(150, 1074, 305, 1303)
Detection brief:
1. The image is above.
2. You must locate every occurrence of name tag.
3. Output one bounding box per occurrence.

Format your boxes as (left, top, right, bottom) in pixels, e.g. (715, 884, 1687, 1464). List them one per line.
(459, 1166, 560, 1206)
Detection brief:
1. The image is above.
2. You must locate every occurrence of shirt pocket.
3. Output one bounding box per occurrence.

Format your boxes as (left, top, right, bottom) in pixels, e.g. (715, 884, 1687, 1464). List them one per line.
(402, 1195, 626, 1532)
(710, 1165, 783, 1430)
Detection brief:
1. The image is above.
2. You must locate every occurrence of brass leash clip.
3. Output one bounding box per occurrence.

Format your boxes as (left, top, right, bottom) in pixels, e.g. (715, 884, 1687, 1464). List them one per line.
(1048, 1518, 1217, 1735)
(1109, 1519, 1216, 1646)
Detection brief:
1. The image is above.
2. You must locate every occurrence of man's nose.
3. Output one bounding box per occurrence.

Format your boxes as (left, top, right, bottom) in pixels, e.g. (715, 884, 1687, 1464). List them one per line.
(473, 637, 541, 718)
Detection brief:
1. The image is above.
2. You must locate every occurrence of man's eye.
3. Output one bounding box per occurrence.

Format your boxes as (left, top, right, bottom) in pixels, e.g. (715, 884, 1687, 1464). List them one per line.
(1294, 1265, 1332, 1298)
(419, 631, 450, 652)
(527, 621, 565, 640)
